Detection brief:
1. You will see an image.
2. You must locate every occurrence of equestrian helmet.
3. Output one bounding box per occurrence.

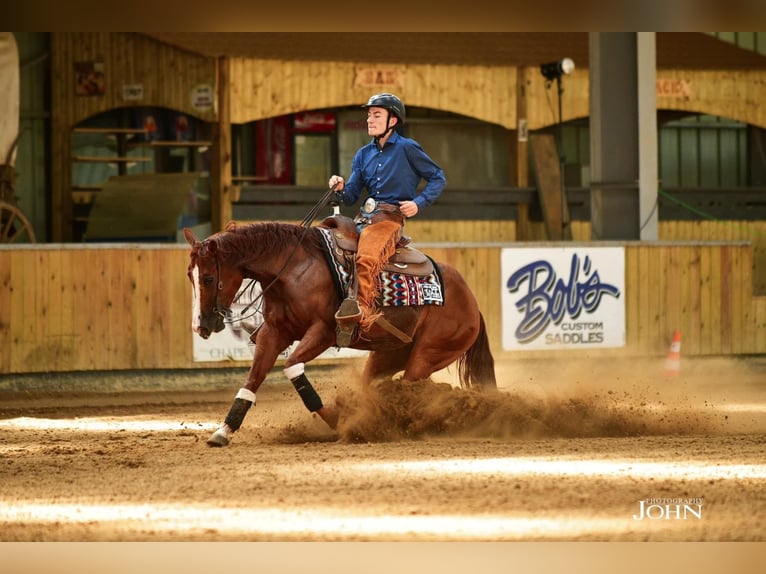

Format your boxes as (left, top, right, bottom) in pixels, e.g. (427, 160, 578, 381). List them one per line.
(363, 93, 406, 125)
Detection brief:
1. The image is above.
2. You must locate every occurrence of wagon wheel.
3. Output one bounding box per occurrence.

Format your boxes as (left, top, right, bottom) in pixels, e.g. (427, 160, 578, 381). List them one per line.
(0, 200, 36, 243)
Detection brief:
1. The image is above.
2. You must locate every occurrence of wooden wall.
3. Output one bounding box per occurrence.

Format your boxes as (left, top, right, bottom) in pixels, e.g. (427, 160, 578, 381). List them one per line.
(655, 70, 766, 129)
(51, 33, 216, 127)
(229, 58, 520, 128)
(2, 237, 765, 375)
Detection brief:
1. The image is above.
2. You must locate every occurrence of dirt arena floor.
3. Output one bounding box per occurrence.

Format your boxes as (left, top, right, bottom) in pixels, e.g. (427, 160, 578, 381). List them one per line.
(0, 356, 764, 542)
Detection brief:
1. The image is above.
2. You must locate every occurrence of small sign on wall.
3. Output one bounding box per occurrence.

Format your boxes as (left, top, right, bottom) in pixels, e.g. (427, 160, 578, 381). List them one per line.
(122, 84, 144, 101)
(518, 118, 528, 142)
(353, 67, 405, 90)
(191, 84, 214, 112)
(656, 78, 692, 99)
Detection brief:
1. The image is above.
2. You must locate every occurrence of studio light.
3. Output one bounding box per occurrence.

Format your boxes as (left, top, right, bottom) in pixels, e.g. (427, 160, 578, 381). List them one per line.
(540, 57, 575, 81)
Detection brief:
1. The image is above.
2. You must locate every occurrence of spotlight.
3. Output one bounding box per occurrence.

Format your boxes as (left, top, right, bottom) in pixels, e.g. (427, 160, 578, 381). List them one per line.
(540, 57, 575, 81)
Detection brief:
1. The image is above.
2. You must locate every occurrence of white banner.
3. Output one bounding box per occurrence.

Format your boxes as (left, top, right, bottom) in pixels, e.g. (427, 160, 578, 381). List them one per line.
(501, 247, 626, 351)
(192, 281, 367, 362)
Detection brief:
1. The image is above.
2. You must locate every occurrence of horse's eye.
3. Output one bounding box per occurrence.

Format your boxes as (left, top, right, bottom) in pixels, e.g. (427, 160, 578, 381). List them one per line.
(202, 276, 215, 286)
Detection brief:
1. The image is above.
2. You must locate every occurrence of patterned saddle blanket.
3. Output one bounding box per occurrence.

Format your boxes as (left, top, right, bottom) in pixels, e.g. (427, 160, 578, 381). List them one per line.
(316, 219, 444, 308)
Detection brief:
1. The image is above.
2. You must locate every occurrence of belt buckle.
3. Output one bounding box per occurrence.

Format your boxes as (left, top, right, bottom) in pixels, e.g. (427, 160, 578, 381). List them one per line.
(362, 197, 377, 215)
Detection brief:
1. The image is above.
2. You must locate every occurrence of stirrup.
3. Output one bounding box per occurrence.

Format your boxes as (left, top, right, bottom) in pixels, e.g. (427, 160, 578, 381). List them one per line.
(335, 298, 362, 347)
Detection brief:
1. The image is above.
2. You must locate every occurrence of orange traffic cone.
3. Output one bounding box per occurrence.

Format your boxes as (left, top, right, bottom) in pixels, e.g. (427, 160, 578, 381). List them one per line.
(664, 330, 682, 377)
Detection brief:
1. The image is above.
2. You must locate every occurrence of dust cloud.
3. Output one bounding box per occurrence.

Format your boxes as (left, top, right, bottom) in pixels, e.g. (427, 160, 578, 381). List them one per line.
(309, 355, 763, 443)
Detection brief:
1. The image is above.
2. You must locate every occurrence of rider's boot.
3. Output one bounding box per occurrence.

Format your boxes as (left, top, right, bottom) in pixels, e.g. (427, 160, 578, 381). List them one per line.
(334, 297, 362, 347)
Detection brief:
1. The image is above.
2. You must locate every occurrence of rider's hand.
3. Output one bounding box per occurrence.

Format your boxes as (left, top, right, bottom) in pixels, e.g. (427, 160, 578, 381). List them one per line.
(329, 175, 345, 191)
(399, 200, 419, 218)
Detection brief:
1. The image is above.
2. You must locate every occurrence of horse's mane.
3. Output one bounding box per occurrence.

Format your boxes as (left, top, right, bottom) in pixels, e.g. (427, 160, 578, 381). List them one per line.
(211, 221, 325, 265)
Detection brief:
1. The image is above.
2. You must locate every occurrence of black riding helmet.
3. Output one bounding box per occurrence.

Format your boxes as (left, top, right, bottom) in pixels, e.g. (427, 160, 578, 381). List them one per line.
(363, 92, 406, 125)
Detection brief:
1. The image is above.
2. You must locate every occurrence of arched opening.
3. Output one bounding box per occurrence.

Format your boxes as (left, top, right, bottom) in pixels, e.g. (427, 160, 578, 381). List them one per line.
(70, 106, 213, 242)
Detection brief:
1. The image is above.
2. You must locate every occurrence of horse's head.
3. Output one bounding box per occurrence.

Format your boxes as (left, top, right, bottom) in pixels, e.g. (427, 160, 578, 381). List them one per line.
(184, 227, 243, 339)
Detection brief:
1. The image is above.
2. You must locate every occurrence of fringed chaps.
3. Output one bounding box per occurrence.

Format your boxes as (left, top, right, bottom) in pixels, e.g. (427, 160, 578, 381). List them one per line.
(356, 219, 402, 331)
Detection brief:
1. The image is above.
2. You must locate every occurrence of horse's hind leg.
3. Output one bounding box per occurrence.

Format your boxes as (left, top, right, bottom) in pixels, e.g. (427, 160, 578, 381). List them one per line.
(401, 315, 478, 382)
(363, 349, 411, 385)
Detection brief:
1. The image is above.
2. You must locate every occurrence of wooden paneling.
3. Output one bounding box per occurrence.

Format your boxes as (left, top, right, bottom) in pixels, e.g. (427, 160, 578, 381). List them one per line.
(658, 220, 766, 295)
(2, 235, 765, 374)
(656, 70, 766, 129)
(229, 58, 518, 129)
(52, 33, 216, 126)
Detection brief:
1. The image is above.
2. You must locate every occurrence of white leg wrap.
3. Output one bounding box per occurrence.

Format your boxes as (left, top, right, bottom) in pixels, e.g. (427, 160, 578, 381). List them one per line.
(235, 387, 256, 402)
(284, 362, 305, 380)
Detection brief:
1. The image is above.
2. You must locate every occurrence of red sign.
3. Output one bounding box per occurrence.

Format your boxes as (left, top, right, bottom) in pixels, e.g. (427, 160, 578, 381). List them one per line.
(353, 67, 405, 89)
(656, 79, 692, 99)
(294, 111, 336, 132)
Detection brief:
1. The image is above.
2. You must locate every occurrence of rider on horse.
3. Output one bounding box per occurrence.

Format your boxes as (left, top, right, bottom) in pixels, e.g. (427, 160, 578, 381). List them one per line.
(328, 93, 447, 345)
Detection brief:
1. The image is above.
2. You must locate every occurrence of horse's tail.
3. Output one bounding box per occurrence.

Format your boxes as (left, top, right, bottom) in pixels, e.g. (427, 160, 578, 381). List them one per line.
(457, 313, 498, 391)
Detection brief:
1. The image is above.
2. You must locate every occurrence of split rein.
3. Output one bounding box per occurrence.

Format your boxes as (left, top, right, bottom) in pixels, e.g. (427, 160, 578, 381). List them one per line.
(215, 184, 340, 328)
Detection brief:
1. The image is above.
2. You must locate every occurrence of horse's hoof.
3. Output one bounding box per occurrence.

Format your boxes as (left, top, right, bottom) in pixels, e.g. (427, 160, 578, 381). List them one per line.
(206, 428, 230, 447)
(317, 405, 339, 430)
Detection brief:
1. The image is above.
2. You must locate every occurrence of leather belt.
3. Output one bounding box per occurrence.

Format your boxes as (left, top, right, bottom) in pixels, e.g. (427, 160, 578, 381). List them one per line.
(355, 198, 404, 230)
(361, 198, 400, 216)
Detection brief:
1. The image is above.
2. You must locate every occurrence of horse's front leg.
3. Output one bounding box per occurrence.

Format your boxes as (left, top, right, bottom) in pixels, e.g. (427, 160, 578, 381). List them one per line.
(206, 326, 289, 447)
(283, 323, 339, 430)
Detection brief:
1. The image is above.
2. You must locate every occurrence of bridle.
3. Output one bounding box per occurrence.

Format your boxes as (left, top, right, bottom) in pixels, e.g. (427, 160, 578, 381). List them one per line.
(191, 243, 232, 322)
(211, 251, 228, 319)
(199, 182, 341, 329)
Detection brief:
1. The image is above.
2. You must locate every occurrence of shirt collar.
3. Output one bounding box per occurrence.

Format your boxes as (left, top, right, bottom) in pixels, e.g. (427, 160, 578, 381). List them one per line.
(370, 130, 401, 149)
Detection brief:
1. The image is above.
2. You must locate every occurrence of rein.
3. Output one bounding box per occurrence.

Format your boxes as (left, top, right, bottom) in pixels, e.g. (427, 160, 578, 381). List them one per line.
(217, 184, 339, 328)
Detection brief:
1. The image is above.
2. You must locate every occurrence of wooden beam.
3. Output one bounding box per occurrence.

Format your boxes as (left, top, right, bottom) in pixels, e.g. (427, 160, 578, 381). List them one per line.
(530, 133, 572, 240)
(515, 67, 530, 241)
(210, 56, 233, 232)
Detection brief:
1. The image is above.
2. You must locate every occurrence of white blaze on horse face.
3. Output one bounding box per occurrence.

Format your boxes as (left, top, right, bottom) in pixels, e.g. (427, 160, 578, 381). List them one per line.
(191, 264, 201, 333)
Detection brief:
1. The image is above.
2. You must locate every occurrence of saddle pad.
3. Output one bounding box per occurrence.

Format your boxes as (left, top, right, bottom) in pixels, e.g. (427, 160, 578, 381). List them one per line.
(317, 227, 444, 307)
(379, 271, 444, 307)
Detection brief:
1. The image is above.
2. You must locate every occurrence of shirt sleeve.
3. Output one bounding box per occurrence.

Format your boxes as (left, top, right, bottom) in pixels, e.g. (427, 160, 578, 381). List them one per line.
(338, 149, 366, 205)
(405, 141, 447, 210)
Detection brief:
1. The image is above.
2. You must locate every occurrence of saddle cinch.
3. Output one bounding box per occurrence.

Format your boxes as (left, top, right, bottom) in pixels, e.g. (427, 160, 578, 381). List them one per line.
(318, 214, 435, 277)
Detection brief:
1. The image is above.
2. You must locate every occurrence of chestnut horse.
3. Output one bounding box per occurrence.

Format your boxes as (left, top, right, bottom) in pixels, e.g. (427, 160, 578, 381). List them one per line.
(185, 219, 496, 447)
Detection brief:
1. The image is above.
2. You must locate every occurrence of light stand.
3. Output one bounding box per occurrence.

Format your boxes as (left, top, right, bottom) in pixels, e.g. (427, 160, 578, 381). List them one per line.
(540, 57, 575, 240)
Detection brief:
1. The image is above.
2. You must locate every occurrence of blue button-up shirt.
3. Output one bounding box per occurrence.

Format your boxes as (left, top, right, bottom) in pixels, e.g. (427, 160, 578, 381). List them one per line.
(337, 131, 446, 211)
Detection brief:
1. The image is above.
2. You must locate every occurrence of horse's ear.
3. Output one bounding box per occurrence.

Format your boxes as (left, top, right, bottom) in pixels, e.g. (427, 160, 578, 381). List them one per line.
(184, 227, 198, 246)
